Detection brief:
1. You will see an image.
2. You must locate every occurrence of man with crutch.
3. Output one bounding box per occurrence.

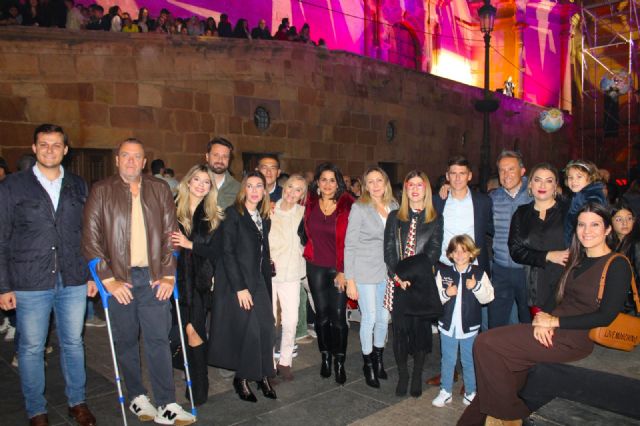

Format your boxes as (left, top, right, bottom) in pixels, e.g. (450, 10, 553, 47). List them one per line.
(0, 124, 97, 426)
(82, 138, 195, 425)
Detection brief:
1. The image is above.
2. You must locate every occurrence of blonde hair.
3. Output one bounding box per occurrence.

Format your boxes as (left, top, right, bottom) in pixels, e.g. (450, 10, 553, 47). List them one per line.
(564, 159, 600, 186)
(446, 234, 480, 262)
(283, 174, 308, 205)
(176, 164, 223, 235)
(396, 170, 437, 224)
(358, 166, 396, 207)
(235, 171, 271, 219)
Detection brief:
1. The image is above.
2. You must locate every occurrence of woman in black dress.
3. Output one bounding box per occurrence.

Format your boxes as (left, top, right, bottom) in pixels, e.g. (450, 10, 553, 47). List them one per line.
(171, 165, 223, 405)
(208, 171, 276, 402)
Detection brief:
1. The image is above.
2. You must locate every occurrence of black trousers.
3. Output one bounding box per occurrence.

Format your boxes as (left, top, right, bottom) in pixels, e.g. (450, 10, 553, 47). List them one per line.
(306, 262, 348, 355)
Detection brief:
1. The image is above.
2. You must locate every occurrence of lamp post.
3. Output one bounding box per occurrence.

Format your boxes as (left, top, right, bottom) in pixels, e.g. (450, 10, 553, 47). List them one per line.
(475, 0, 498, 192)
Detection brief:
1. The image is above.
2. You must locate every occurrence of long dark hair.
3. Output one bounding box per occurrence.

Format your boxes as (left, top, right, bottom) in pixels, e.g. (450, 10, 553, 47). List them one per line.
(310, 162, 347, 201)
(611, 199, 639, 255)
(555, 202, 614, 303)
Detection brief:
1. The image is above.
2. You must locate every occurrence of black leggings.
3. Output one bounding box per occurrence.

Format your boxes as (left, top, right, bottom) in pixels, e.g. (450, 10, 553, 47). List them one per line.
(306, 262, 348, 355)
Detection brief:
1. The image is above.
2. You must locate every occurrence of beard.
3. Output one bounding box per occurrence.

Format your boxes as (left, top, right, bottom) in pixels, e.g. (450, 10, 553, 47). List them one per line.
(208, 163, 227, 174)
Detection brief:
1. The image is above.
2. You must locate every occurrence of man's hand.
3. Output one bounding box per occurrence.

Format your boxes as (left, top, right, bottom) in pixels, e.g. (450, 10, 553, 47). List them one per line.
(104, 280, 134, 305)
(439, 183, 450, 200)
(0, 292, 16, 310)
(87, 281, 98, 297)
(151, 277, 174, 301)
(237, 289, 253, 310)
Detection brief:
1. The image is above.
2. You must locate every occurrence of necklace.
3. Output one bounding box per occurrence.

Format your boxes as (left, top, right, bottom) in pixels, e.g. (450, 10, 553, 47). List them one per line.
(319, 198, 336, 217)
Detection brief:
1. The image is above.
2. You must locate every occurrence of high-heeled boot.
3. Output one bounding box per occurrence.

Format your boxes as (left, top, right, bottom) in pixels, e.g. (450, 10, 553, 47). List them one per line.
(334, 353, 346, 385)
(410, 350, 426, 397)
(233, 378, 257, 403)
(320, 351, 332, 378)
(187, 344, 209, 406)
(362, 353, 379, 388)
(372, 346, 387, 380)
(256, 377, 277, 399)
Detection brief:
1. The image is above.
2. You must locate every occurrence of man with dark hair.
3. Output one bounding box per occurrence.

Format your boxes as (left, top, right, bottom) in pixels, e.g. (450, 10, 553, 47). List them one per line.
(150, 159, 165, 177)
(206, 137, 240, 209)
(85, 4, 107, 30)
(217, 13, 232, 37)
(0, 123, 96, 426)
(256, 154, 282, 202)
(82, 138, 195, 425)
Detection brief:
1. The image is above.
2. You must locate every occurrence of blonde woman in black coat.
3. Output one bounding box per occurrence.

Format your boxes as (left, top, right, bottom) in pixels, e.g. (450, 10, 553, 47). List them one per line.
(208, 171, 276, 403)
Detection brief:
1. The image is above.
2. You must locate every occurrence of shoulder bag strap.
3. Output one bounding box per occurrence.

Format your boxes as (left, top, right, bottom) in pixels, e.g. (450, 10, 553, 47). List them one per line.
(596, 253, 640, 311)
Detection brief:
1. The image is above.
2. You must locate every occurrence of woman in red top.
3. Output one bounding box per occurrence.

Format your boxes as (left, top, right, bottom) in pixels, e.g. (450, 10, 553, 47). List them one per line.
(302, 163, 355, 384)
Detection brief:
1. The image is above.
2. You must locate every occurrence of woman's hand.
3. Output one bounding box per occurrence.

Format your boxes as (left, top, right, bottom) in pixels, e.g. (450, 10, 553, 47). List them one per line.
(171, 231, 193, 250)
(335, 272, 347, 292)
(237, 289, 253, 310)
(546, 250, 569, 266)
(532, 312, 560, 328)
(346, 279, 358, 300)
(533, 326, 555, 348)
(446, 284, 458, 297)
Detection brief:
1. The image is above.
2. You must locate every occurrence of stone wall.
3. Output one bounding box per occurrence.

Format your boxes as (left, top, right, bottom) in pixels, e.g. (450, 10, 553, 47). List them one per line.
(0, 27, 573, 183)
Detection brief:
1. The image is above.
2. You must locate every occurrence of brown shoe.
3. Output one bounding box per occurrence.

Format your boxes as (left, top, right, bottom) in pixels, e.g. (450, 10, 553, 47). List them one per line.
(68, 403, 96, 426)
(425, 370, 460, 386)
(276, 363, 294, 381)
(29, 414, 49, 426)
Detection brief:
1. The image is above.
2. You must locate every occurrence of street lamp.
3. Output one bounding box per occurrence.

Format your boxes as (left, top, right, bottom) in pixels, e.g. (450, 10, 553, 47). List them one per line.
(475, 0, 499, 192)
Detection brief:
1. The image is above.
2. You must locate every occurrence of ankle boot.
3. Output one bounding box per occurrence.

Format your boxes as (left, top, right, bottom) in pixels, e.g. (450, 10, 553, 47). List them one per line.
(372, 346, 387, 380)
(256, 377, 277, 399)
(334, 353, 346, 385)
(362, 353, 379, 388)
(233, 378, 257, 403)
(410, 351, 426, 398)
(320, 351, 332, 378)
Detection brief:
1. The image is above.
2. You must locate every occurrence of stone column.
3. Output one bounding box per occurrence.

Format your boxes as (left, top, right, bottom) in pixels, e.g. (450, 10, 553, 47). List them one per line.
(514, 21, 527, 99)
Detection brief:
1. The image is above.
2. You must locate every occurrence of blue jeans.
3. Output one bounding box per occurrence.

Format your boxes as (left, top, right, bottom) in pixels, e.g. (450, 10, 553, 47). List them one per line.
(356, 282, 389, 354)
(440, 332, 477, 394)
(15, 277, 87, 418)
(488, 263, 531, 328)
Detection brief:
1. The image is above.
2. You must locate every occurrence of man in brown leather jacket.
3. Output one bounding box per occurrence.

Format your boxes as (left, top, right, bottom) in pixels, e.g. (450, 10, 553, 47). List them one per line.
(82, 138, 196, 425)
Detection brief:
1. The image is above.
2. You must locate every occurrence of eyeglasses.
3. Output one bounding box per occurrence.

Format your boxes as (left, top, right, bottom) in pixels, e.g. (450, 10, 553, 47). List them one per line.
(406, 182, 425, 190)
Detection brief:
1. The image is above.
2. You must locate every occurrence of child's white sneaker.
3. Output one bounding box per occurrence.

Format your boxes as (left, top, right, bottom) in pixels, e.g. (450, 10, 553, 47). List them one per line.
(463, 391, 476, 406)
(129, 394, 157, 422)
(431, 389, 452, 407)
(154, 402, 196, 425)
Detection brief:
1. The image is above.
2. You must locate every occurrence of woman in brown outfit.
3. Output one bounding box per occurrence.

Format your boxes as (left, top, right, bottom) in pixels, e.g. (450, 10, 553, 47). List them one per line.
(458, 202, 632, 426)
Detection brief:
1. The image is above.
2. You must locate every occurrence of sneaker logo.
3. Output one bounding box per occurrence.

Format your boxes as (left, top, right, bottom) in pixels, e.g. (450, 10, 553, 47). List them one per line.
(132, 404, 141, 413)
(163, 411, 177, 421)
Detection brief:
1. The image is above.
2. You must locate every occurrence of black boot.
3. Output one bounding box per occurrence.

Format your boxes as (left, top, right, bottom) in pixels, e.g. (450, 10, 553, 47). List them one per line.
(394, 339, 409, 396)
(372, 346, 388, 380)
(233, 378, 257, 403)
(410, 350, 426, 398)
(187, 344, 209, 406)
(334, 353, 346, 385)
(320, 351, 332, 378)
(256, 377, 277, 399)
(362, 353, 379, 388)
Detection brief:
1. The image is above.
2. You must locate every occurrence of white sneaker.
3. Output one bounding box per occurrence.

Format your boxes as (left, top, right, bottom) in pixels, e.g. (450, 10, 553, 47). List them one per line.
(4, 325, 15, 342)
(0, 317, 9, 333)
(432, 389, 452, 407)
(463, 392, 476, 406)
(154, 402, 196, 425)
(129, 394, 157, 422)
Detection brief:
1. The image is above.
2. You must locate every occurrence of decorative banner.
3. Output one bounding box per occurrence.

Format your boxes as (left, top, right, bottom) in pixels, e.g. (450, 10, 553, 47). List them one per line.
(539, 108, 564, 133)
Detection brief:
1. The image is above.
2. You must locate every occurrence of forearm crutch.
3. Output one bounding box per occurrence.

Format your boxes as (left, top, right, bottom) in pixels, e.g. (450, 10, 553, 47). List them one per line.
(172, 251, 197, 417)
(87, 258, 128, 426)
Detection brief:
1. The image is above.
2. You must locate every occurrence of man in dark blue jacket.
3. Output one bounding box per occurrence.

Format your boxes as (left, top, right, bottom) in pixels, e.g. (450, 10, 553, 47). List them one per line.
(0, 124, 96, 426)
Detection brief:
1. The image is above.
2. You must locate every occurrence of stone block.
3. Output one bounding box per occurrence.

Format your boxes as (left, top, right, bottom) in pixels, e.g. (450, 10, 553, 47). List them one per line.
(110, 106, 156, 129)
(0, 53, 39, 78)
(103, 58, 137, 81)
(26, 98, 80, 125)
(47, 83, 94, 102)
(234, 81, 255, 97)
(229, 116, 243, 134)
(174, 110, 200, 132)
(155, 109, 174, 131)
(164, 153, 203, 175)
(39, 54, 75, 78)
(77, 126, 132, 148)
(0, 96, 27, 121)
(287, 122, 304, 139)
(310, 142, 331, 159)
(332, 127, 358, 144)
(184, 133, 210, 153)
(265, 123, 286, 138)
(242, 120, 260, 136)
(94, 82, 115, 104)
(0, 83, 11, 96)
(201, 113, 216, 132)
(163, 88, 193, 110)
(351, 112, 371, 129)
(163, 132, 184, 153)
(305, 124, 323, 142)
(130, 129, 164, 151)
(10, 83, 45, 98)
(138, 84, 163, 108)
(0, 122, 36, 147)
(298, 87, 317, 106)
(195, 93, 210, 113)
(115, 83, 138, 106)
(210, 95, 233, 114)
(75, 55, 105, 79)
(79, 102, 108, 126)
(234, 96, 252, 117)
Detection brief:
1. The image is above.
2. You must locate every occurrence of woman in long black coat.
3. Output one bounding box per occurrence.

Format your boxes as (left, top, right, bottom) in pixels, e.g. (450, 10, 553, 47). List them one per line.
(170, 165, 223, 406)
(208, 171, 276, 403)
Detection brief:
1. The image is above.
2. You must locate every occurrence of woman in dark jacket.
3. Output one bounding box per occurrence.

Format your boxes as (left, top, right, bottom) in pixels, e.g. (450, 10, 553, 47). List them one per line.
(508, 163, 569, 314)
(611, 199, 640, 314)
(383, 170, 443, 397)
(208, 171, 276, 403)
(302, 162, 355, 384)
(170, 165, 223, 406)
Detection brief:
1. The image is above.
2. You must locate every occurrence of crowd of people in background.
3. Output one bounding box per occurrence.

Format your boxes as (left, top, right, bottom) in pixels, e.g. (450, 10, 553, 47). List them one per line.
(0, 124, 638, 426)
(0, 1, 328, 46)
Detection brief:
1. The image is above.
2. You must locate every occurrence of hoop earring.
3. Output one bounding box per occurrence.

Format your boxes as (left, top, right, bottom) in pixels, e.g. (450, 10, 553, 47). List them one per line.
(317, 187, 321, 195)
